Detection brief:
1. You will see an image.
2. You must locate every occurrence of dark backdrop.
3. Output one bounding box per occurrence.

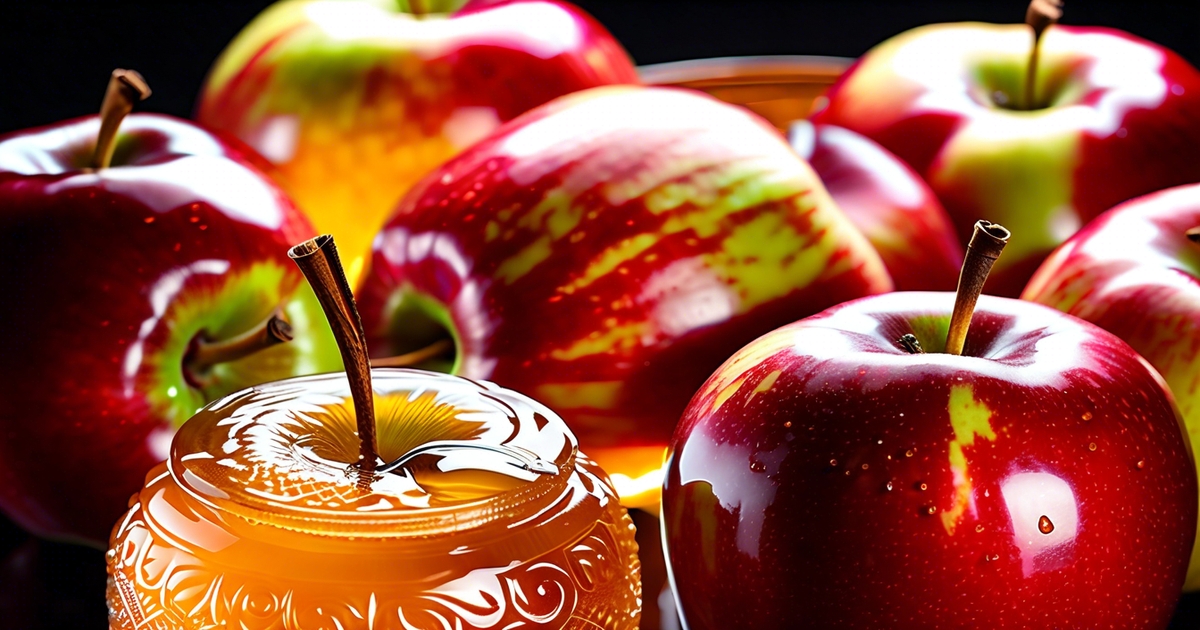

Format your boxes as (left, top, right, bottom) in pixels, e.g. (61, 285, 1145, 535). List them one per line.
(2, 1, 1200, 628)
(2, 1, 1199, 134)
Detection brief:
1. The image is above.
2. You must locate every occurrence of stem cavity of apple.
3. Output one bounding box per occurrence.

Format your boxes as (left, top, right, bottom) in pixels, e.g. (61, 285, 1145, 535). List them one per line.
(90, 69, 151, 170)
(289, 235, 379, 482)
(1024, 0, 1064, 110)
(185, 310, 293, 383)
(945, 220, 1011, 356)
(372, 338, 454, 368)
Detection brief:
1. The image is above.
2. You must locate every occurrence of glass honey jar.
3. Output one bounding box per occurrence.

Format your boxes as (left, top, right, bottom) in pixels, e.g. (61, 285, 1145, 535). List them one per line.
(106, 369, 641, 629)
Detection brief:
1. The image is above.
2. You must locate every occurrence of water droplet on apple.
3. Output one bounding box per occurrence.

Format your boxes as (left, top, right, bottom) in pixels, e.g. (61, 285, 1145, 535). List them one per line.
(885, 481, 894, 492)
(106, 549, 117, 565)
(783, 421, 792, 428)
(749, 460, 766, 473)
(1137, 459, 1146, 470)
(917, 482, 928, 492)
(1081, 411, 1093, 421)
(1038, 515, 1055, 534)
(861, 463, 869, 470)
(924, 505, 937, 516)
(975, 524, 985, 533)
(1088, 442, 1097, 452)
(905, 449, 915, 458)
(829, 459, 838, 467)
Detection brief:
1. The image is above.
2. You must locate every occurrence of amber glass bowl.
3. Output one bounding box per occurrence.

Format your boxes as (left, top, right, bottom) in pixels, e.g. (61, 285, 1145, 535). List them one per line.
(106, 370, 640, 629)
(639, 55, 853, 132)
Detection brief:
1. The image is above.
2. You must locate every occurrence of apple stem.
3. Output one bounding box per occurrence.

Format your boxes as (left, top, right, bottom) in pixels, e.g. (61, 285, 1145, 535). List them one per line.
(1024, 0, 1063, 110)
(1187, 227, 1200, 244)
(186, 310, 293, 378)
(90, 69, 151, 170)
(373, 338, 454, 368)
(945, 221, 1010, 356)
(409, 0, 430, 17)
(289, 235, 379, 481)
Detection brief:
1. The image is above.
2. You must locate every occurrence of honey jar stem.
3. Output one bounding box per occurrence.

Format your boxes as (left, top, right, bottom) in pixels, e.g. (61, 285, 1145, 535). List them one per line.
(288, 235, 379, 478)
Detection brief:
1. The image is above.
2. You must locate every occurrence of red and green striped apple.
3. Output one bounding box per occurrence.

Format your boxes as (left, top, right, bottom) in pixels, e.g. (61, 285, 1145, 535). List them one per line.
(812, 22, 1200, 297)
(1023, 182, 1200, 590)
(196, 0, 640, 283)
(789, 120, 963, 291)
(0, 112, 341, 545)
(355, 85, 893, 506)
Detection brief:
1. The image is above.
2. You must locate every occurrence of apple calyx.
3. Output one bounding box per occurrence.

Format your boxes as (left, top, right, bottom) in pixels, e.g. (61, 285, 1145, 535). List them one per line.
(1024, 0, 1064, 109)
(90, 69, 151, 170)
(897, 333, 925, 354)
(290, 235, 379, 482)
(946, 220, 1010, 355)
(184, 310, 294, 387)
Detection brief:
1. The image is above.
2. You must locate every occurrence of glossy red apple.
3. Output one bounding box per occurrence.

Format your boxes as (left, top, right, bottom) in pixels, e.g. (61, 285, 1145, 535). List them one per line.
(0, 77, 340, 545)
(355, 85, 893, 507)
(811, 17, 1200, 296)
(663, 291, 1196, 628)
(196, 0, 640, 282)
(1022, 182, 1200, 590)
(789, 120, 963, 291)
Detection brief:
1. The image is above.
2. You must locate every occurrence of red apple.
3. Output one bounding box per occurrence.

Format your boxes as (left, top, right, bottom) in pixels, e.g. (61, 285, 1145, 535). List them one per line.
(196, 0, 640, 283)
(811, 20, 1200, 296)
(355, 85, 893, 507)
(1022, 182, 1200, 590)
(789, 120, 963, 291)
(0, 88, 341, 545)
(663, 292, 1196, 628)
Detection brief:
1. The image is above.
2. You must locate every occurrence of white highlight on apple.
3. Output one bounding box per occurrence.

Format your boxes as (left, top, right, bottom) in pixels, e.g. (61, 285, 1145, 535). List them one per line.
(122, 259, 231, 400)
(1000, 470, 1080, 577)
(306, 1, 581, 59)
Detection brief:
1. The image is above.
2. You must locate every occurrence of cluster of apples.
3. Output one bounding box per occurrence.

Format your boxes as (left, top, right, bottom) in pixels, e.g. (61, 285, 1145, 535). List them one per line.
(2, 0, 1200, 627)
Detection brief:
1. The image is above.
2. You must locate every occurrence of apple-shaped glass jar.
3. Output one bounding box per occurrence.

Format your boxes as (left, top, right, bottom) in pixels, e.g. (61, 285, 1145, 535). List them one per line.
(106, 369, 640, 629)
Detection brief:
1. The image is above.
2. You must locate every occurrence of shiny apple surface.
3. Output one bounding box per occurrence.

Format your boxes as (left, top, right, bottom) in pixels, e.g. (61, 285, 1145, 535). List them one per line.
(789, 120, 963, 291)
(1023, 182, 1200, 589)
(663, 293, 1196, 628)
(812, 23, 1200, 297)
(106, 369, 640, 629)
(197, 0, 640, 281)
(0, 114, 339, 544)
(355, 85, 892, 506)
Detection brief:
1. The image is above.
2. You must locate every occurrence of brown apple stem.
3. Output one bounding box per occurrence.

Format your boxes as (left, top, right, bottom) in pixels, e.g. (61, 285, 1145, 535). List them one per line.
(289, 235, 378, 480)
(409, 0, 430, 16)
(373, 338, 454, 368)
(945, 221, 1011, 356)
(1186, 226, 1200, 244)
(90, 69, 151, 170)
(187, 310, 293, 376)
(1024, 0, 1063, 110)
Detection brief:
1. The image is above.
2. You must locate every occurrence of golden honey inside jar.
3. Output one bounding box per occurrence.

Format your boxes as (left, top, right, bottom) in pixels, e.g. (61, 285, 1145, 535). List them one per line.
(106, 369, 641, 629)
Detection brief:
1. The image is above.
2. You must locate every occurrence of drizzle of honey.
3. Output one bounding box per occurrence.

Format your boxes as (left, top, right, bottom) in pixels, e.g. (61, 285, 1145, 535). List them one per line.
(106, 370, 641, 629)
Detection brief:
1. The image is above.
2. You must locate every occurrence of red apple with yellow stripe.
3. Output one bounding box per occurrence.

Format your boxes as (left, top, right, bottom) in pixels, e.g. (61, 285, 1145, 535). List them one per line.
(663, 290, 1196, 628)
(355, 85, 893, 506)
(1023, 182, 1200, 590)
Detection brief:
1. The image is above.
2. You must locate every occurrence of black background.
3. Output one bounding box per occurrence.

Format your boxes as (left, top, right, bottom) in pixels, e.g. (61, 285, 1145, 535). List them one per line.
(2, 1, 1200, 628)
(2, 1, 1200, 133)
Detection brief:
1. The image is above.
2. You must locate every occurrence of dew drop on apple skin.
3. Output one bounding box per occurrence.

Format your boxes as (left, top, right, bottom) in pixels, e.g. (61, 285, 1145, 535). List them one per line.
(749, 460, 766, 473)
(1039, 515, 1055, 534)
